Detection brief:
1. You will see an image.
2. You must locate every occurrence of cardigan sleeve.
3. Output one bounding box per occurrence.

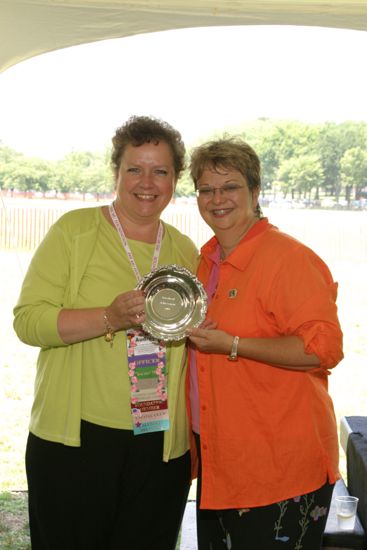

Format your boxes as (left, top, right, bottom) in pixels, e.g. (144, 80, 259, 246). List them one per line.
(13, 221, 71, 348)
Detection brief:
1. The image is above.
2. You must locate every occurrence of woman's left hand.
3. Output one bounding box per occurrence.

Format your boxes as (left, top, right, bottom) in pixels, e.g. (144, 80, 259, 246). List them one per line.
(186, 327, 233, 355)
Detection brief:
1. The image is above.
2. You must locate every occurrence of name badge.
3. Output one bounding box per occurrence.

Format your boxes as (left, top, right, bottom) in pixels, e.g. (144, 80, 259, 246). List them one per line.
(126, 328, 169, 435)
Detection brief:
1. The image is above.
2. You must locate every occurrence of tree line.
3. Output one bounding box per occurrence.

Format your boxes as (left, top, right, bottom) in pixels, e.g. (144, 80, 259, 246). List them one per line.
(1, 119, 367, 204)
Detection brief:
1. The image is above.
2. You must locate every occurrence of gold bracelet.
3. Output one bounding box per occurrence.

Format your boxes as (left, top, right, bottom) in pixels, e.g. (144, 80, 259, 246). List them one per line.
(227, 335, 240, 361)
(103, 309, 115, 346)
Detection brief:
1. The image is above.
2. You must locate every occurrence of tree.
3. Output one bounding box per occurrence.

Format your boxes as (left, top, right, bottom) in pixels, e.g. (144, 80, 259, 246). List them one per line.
(277, 155, 324, 199)
(317, 121, 367, 200)
(241, 120, 319, 194)
(340, 147, 367, 202)
(1, 156, 53, 195)
(54, 150, 113, 197)
(59, 151, 93, 195)
(82, 150, 114, 199)
(0, 143, 24, 192)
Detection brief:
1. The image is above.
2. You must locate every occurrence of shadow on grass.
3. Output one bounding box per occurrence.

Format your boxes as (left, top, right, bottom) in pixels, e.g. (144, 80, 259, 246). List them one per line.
(0, 491, 30, 550)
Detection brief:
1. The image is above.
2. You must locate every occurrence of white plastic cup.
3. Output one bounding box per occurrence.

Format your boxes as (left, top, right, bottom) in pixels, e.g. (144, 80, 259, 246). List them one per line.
(335, 495, 359, 530)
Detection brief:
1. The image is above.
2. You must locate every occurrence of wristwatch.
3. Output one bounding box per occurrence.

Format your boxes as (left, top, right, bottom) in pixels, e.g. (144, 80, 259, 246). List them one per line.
(227, 335, 240, 361)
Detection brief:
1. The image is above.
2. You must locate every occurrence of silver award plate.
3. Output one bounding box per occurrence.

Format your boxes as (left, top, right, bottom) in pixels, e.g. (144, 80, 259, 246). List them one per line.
(136, 264, 208, 342)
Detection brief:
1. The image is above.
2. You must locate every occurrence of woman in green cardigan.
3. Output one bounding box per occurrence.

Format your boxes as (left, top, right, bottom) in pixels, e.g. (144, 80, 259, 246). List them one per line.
(14, 116, 198, 550)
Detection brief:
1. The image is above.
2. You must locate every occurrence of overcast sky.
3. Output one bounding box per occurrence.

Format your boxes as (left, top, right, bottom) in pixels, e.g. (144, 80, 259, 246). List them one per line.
(0, 25, 366, 159)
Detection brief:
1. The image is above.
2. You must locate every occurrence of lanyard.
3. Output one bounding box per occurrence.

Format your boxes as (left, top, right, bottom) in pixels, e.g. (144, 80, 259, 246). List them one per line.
(109, 202, 163, 282)
(108, 203, 169, 436)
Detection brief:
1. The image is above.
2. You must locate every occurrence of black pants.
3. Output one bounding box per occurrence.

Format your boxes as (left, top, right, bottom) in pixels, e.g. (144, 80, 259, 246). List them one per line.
(194, 433, 334, 550)
(26, 421, 191, 550)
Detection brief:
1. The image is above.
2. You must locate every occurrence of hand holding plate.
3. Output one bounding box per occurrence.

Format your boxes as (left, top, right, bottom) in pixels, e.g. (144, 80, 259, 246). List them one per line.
(107, 289, 146, 330)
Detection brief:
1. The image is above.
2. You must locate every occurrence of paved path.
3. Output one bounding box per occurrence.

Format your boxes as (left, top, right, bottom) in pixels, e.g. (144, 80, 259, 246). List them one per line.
(180, 501, 197, 550)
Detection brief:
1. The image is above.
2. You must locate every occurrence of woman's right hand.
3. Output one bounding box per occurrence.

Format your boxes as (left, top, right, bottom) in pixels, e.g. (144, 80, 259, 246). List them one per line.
(57, 290, 146, 344)
(106, 289, 146, 331)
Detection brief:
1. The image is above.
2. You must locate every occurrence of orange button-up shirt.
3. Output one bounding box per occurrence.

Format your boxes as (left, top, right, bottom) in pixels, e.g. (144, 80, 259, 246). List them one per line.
(192, 218, 343, 510)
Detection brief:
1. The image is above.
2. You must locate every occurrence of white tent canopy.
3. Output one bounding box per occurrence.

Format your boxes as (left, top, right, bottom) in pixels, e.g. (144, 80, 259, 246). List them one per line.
(1, 0, 367, 73)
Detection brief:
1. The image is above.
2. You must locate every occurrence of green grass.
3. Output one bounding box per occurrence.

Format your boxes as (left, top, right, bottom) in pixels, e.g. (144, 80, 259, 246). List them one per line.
(0, 492, 30, 549)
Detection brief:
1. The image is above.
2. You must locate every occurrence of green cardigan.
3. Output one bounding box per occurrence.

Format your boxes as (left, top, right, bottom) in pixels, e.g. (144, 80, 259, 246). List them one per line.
(14, 207, 198, 460)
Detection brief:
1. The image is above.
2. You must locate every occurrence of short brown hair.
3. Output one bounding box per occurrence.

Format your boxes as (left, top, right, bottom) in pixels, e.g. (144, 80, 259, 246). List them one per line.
(190, 136, 261, 193)
(111, 115, 186, 180)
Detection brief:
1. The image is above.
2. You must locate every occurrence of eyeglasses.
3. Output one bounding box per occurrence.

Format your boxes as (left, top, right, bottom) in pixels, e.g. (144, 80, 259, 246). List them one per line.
(196, 184, 245, 199)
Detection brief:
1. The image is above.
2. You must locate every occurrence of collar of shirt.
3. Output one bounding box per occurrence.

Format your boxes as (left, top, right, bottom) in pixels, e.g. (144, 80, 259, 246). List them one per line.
(201, 217, 271, 271)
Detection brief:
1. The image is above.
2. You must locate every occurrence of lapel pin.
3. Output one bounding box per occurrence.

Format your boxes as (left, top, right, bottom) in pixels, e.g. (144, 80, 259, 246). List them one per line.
(228, 289, 238, 298)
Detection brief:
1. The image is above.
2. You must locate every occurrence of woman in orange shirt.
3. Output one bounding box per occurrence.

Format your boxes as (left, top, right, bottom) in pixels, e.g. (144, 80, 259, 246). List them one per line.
(187, 137, 344, 550)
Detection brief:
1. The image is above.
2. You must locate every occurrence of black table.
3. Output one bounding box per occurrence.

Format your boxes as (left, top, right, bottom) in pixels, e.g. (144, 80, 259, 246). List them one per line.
(345, 417, 367, 536)
(323, 477, 366, 550)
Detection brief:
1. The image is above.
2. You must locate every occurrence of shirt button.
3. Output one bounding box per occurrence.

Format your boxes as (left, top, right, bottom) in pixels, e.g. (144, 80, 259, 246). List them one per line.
(200, 367, 205, 372)
(201, 405, 207, 411)
(202, 444, 208, 450)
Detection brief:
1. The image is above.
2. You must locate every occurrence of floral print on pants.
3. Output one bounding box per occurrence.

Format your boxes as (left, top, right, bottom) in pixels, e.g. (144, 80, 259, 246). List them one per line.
(196, 482, 334, 550)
